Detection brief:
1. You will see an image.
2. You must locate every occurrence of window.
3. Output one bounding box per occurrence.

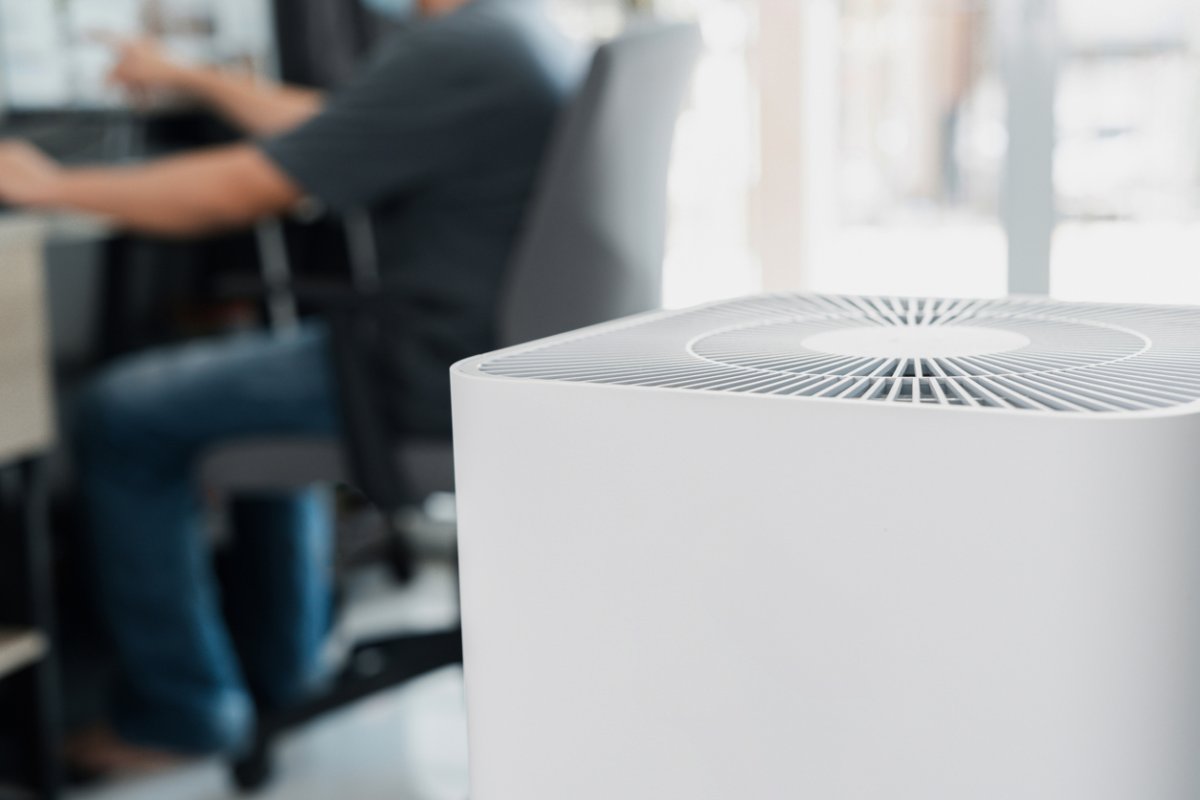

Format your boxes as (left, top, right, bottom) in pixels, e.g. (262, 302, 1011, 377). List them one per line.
(813, 0, 1007, 298)
(560, 0, 1200, 307)
(1051, 0, 1200, 303)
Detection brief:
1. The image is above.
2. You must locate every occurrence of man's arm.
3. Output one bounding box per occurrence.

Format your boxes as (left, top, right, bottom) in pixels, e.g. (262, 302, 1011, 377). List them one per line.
(108, 39, 324, 137)
(172, 69, 324, 138)
(0, 141, 304, 237)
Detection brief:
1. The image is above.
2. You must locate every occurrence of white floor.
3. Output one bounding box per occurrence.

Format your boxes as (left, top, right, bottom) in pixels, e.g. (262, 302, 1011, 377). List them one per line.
(71, 561, 471, 800)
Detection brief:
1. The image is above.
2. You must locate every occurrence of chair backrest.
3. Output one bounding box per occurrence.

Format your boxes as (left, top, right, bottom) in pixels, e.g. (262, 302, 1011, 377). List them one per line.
(498, 20, 702, 347)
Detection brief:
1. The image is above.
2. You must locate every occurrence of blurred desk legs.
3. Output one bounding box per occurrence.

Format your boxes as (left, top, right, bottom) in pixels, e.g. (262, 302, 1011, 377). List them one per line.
(2, 459, 61, 800)
(0, 218, 63, 798)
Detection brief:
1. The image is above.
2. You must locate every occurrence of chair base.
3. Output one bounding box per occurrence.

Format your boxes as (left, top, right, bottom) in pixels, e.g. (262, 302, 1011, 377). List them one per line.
(230, 627, 464, 794)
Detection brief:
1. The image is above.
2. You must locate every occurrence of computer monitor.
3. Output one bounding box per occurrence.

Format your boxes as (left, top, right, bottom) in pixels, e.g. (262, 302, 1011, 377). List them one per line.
(0, 0, 276, 112)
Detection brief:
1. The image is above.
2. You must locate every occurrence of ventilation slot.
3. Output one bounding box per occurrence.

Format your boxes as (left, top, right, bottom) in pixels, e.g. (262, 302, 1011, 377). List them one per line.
(480, 294, 1200, 414)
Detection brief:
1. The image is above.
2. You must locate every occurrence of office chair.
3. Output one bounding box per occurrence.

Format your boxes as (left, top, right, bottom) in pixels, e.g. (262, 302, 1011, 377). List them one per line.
(200, 19, 701, 792)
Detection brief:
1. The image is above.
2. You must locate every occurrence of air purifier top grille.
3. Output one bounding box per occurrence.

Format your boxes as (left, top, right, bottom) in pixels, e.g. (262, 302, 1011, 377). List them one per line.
(477, 294, 1200, 413)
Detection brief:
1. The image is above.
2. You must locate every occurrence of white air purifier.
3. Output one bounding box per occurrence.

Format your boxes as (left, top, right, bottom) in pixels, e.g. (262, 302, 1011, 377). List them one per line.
(451, 294, 1200, 800)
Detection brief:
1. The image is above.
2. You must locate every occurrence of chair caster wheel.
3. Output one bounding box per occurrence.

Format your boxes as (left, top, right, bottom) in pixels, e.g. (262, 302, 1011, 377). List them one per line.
(232, 745, 274, 794)
(387, 529, 417, 584)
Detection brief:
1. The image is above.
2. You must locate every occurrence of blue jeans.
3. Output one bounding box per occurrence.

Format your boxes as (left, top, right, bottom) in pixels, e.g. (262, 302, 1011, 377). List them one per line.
(75, 324, 341, 754)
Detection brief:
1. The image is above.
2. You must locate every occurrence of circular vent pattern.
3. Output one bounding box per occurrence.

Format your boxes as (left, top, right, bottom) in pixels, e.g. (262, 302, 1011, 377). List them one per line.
(480, 294, 1200, 413)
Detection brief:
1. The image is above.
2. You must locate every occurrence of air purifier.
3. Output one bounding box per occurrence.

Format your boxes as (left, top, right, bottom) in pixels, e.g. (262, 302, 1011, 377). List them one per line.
(451, 294, 1200, 799)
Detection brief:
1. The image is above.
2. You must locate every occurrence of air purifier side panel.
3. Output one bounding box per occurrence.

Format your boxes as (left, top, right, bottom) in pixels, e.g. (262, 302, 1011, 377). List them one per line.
(452, 375, 1200, 800)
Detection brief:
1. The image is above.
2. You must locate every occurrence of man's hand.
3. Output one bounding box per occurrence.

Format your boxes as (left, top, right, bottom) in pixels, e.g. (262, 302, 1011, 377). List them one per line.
(0, 141, 63, 208)
(105, 37, 192, 96)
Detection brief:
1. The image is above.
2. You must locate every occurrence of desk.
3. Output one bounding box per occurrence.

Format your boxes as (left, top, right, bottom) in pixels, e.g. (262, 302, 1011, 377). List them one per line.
(0, 218, 56, 463)
(0, 215, 96, 800)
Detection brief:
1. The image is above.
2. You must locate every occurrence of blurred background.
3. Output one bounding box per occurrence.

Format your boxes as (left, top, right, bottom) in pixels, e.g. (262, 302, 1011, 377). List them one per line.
(0, 0, 1198, 798)
(645, 0, 1200, 306)
(9, 0, 1200, 371)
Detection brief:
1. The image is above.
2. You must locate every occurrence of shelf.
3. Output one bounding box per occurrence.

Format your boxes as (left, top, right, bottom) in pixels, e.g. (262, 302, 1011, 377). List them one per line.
(0, 629, 47, 681)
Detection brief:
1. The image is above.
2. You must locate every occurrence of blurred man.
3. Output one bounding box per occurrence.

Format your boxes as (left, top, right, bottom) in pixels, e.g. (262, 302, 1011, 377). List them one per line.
(0, 0, 581, 772)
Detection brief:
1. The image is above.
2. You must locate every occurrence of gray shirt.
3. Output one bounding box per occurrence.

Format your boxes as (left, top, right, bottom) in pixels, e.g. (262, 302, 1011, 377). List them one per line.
(261, 0, 582, 433)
